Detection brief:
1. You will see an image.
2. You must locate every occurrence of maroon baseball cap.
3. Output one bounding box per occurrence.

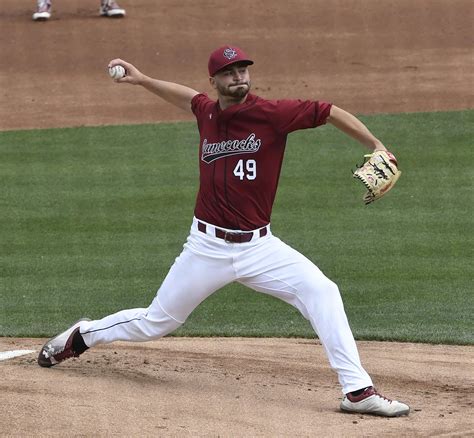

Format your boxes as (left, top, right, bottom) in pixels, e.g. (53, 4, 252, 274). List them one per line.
(208, 46, 254, 76)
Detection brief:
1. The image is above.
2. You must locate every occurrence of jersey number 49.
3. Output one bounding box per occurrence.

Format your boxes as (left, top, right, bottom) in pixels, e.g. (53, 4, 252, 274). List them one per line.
(233, 159, 257, 181)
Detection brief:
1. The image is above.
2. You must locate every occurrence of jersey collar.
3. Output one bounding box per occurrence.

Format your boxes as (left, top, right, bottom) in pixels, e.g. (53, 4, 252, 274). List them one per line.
(216, 94, 258, 121)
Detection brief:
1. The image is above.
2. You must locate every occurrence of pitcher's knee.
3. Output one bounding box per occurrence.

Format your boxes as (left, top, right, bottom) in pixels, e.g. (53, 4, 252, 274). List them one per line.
(324, 279, 341, 297)
(299, 277, 343, 310)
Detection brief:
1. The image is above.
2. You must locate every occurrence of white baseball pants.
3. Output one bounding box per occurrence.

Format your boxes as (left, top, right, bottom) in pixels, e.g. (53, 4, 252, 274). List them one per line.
(80, 217, 373, 394)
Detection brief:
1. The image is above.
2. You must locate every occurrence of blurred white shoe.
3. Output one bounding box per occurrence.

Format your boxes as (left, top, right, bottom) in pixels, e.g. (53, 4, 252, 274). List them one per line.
(32, 0, 51, 21)
(100, 0, 126, 17)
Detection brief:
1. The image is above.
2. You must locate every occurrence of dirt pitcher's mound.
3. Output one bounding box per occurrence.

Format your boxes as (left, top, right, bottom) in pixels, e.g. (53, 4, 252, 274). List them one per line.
(1, 337, 473, 436)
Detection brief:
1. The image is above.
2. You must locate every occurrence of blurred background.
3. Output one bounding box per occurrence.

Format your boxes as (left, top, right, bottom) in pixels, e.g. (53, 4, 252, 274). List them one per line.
(1, 0, 473, 130)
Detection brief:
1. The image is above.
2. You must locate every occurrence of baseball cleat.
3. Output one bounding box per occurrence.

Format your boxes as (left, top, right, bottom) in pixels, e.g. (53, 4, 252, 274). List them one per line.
(32, 0, 51, 21)
(100, 0, 126, 17)
(37, 318, 90, 367)
(340, 386, 410, 417)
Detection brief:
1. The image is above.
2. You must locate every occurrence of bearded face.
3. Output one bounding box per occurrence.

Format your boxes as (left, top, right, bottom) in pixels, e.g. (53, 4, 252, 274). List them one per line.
(215, 79, 251, 99)
(211, 64, 252, 101)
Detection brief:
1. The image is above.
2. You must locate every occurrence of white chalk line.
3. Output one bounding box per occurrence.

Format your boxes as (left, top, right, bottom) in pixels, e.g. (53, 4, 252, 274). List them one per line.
(0, 350, 36, 361)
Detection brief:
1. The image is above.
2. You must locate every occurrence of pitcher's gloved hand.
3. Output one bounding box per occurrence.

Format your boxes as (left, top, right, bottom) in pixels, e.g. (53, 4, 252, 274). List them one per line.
(353, 150, 401, 204)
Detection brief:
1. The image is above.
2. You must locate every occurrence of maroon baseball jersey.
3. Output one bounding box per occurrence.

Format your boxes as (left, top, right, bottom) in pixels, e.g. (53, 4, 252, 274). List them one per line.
(191, 93, 332, 231)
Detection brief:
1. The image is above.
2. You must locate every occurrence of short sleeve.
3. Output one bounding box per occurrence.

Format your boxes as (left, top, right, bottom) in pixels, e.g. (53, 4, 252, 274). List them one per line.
(270, 100, 332, 134)
(191, 93, 213, 117)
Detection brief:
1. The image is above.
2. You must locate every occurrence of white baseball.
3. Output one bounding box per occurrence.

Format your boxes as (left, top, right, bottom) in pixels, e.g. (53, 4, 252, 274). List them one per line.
(108, 65, 126, 80)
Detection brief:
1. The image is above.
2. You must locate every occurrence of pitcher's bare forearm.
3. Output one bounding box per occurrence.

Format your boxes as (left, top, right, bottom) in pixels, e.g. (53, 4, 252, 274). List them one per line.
(139, 76, 199, 113)
(327, 105, 386, 151)
(108, 58, 199, 113)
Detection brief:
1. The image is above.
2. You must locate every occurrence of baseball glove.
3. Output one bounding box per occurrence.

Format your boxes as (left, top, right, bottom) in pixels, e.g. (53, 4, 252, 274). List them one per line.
(353, 150, 401, 204)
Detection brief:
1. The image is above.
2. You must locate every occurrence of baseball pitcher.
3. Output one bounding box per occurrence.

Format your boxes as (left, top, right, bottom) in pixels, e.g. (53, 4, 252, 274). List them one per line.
(38, 46, 407, 417)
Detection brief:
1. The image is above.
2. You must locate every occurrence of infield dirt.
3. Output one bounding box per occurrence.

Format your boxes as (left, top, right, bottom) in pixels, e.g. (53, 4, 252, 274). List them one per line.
(1, 0, 473, 436)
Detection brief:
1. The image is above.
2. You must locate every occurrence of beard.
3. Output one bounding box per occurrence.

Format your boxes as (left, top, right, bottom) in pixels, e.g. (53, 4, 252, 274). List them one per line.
(217, 81, 251, 99)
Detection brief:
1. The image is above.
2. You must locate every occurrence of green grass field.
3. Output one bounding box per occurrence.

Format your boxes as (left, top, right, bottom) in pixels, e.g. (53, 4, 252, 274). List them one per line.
(1, 111, 472, 344)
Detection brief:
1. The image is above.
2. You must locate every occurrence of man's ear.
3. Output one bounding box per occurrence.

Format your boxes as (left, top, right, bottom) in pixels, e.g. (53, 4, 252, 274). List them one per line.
(209, 76, 217, 90)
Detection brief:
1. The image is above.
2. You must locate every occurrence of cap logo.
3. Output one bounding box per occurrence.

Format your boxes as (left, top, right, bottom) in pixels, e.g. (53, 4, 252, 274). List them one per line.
(223, 48, 238, 60)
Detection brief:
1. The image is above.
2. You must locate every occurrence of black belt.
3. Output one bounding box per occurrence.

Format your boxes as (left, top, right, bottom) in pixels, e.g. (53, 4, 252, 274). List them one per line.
(197, 221, 268, 243)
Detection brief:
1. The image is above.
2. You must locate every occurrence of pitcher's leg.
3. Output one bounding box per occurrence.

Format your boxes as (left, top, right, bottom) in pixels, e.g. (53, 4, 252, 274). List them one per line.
(236, 236, 372, 394)
(81, 236, 235, 347)
(303, 278, 373, 394)
(80, 303, 179, 347)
